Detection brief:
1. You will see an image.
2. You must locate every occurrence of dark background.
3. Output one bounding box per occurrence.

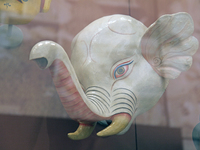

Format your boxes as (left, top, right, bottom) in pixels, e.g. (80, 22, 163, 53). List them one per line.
(0, 115, 183, 150)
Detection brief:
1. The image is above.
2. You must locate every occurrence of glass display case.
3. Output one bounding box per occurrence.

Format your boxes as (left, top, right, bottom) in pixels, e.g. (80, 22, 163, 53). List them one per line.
(0, 0, 199, 150)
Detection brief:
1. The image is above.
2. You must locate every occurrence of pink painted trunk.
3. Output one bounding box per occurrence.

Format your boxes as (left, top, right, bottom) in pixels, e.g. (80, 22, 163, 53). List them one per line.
(49, 59, 104, 121)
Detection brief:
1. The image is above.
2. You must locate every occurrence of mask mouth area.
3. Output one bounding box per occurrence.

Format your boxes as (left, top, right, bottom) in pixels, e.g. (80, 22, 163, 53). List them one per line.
(33, 57, 48, 69)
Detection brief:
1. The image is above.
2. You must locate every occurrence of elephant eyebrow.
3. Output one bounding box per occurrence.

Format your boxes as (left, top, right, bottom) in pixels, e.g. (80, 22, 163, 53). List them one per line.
(114, 60, 133, 71)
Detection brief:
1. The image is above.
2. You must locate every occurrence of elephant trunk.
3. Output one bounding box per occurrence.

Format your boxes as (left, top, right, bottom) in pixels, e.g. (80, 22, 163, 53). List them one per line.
(29, 41, 132, 140)
(29, 41, 102, 121)
(49, 59, 101, 121)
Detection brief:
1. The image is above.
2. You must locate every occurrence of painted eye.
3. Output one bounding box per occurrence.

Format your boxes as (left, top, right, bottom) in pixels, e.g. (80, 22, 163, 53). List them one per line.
(114, 65, 128, 78)
(113, 60, 133, 79)
(117, 67, 125, 74)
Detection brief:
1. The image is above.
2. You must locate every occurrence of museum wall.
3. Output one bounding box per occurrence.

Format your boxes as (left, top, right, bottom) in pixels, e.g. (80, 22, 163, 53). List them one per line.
(0, 0, 200, 149)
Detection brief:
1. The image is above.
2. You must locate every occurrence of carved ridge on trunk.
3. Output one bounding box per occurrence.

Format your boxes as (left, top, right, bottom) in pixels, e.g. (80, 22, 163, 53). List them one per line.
(49, 59, 104, 121)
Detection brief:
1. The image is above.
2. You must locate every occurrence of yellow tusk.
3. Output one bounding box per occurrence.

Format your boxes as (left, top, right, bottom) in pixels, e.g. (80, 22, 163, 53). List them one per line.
(68, 122, 96, 140)
(97, 114, 130, 137)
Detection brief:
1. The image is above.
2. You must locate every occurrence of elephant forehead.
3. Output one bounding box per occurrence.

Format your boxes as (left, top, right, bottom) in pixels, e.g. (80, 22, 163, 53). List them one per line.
(71, 14, 147, 64)
(90, 28, 139, 63)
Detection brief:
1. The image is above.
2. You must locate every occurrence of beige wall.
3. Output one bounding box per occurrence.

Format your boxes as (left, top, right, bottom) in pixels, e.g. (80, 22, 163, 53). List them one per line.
(0, 0, 200, 149)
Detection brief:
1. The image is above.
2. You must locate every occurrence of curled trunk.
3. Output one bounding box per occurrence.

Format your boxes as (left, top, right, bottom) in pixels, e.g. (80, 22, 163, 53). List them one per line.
(49, 59, 103, 121)
(30, 41, 104, 121)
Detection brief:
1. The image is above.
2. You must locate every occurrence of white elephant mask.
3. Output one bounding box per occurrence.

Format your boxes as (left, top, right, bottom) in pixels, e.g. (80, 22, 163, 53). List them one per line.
(30, 12, 199, 140)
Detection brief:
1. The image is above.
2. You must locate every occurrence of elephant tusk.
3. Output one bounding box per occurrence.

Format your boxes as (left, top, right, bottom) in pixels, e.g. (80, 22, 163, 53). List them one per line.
(68, 122, 97, 140)
(97, 113, 131, 137)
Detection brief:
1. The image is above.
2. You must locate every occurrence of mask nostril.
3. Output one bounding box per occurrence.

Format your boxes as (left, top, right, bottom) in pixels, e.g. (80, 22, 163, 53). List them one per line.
(33, 57, 48, 69)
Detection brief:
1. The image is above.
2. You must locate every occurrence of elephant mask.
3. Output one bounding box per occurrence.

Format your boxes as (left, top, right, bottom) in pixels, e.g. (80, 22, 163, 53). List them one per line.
(29, 12, 199, 140)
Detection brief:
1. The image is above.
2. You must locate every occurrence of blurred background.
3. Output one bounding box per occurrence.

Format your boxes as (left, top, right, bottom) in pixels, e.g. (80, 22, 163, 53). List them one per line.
(0, 0, 200, 149)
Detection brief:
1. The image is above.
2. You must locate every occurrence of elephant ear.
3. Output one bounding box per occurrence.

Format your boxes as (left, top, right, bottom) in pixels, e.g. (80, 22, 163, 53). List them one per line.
(141, 12, 199, 79)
